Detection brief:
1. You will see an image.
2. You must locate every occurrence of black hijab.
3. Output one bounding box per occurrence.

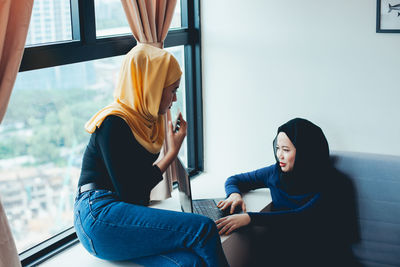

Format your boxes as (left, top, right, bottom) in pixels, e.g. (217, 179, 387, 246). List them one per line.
(273, 118, 331, 195)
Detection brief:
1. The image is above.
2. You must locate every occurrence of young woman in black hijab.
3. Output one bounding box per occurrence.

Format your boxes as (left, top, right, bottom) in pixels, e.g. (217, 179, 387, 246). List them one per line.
(216, 118, 358, 266)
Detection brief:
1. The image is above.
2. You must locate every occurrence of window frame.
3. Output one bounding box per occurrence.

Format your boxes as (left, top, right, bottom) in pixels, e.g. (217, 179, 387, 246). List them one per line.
(18, 0, 202, 265)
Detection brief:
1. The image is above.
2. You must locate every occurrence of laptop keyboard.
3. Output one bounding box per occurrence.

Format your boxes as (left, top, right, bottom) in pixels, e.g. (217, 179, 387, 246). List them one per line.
(193, 199, 225, 221)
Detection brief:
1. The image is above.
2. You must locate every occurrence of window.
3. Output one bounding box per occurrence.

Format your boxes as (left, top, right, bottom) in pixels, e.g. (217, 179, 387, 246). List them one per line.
(95, 0, 131, 37)
(0, 0, 202, 265)
(26, 0, 72, 46)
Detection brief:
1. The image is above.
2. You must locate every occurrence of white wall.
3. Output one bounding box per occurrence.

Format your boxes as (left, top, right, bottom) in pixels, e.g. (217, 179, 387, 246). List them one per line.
(200, 0, 400, 177)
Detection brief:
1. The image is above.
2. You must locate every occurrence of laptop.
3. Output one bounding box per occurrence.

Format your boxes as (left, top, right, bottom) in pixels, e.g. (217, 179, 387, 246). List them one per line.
(174, 158, 241, 221)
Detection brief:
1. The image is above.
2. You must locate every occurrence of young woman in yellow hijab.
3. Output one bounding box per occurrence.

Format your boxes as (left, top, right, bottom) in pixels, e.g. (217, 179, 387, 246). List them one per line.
(74, 44, 229, 267)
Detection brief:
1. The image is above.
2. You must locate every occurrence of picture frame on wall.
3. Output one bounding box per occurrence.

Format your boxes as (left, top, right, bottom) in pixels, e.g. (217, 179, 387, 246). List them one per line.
(377, 0, 400, 32)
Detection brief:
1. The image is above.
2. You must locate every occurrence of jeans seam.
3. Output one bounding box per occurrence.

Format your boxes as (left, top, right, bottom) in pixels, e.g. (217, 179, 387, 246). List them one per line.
(75, 210, 97, 256)
(87, 200, 203, 243)
(159, 254, 183, 267)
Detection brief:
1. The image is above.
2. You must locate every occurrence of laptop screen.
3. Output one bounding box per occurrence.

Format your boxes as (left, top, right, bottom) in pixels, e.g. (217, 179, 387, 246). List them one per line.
(175, 158, 193, 213)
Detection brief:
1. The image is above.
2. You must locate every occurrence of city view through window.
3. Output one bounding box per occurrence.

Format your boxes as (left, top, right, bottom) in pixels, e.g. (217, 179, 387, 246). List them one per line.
(0, 0, 184, 253)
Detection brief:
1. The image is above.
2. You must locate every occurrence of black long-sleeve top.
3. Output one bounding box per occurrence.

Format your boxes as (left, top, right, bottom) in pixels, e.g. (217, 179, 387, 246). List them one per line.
(78, 115, 163, 205)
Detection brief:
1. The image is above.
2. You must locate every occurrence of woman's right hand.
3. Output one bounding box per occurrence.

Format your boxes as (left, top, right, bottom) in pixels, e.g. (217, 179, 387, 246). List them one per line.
(217, 193, 247, 214)
(155, 110, 187, 173)
(166, 109, 187, 157)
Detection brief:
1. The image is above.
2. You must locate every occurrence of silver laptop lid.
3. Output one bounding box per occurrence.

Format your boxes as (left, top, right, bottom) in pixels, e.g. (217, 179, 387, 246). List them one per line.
(175, 158, 193, 213)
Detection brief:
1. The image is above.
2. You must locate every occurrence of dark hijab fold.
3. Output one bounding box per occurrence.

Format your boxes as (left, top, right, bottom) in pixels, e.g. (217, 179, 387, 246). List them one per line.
(273, 118, 331, 195)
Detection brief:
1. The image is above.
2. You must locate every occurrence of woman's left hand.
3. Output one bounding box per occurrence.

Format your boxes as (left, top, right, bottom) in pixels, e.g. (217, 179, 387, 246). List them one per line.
(216, 213, 251, 236)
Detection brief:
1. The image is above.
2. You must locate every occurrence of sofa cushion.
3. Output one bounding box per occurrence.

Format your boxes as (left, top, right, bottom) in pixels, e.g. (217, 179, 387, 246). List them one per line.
(331, 151, 400, 267)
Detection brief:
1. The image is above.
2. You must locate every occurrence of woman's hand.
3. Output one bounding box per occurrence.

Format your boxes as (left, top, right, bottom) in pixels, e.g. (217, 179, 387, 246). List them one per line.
(217, 193, 247, 214)
(156, 110, 187, 173)
(216, 214, 251, 235)
(166, 109, 187, 157)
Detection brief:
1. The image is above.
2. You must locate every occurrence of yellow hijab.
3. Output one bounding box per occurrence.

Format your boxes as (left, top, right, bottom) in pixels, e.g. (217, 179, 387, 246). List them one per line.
(85, 43, 182, 154)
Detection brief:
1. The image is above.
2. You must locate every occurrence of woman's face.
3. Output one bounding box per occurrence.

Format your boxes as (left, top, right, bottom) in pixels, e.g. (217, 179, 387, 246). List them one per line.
(158, 79, 181, 115)
(276, 132, 296, 172)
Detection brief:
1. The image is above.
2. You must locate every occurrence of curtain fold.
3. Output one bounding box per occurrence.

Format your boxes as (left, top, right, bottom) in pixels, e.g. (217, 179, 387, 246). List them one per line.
(150, 117, 176, 200)
(121, 0, 177, 48)
(0, 0, 34, 266)
(0, 0, 33, 124)
(121, 0, 180, 200)
(0, 201, 20, 267)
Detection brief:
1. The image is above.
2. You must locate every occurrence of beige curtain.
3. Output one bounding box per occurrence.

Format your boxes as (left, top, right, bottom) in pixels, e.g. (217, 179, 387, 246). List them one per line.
(0, 201, 20, 267)
(0, 0, 34, 266)
(150, 118, 176, 200)
(121, 0, 179, 200)
(0, 0, 33, 124)
(121, 0, 177, 48)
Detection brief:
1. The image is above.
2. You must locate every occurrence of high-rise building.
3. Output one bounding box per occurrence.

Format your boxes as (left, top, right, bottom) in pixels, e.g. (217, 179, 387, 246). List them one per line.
(26, 0, 71, 46)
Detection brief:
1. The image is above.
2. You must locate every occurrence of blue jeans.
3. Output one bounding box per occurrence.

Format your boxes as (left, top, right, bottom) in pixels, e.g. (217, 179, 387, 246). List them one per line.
(74, 189, 229, 267)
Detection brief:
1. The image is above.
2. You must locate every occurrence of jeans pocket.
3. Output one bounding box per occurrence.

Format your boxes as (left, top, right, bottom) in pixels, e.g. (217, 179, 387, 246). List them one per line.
(74, 210, 97, 256)
(90, 195, 114, 205)
(89, 190, 115, 205)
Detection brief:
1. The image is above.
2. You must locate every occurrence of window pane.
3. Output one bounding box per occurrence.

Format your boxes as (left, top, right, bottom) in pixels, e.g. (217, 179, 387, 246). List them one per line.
(165, 46, 187, 166)
(95, 0, 130, 36)
(26, 0, 72, 46)
(170, 0, 182, 29)
(0, 46, 187, 252)
(0, 57, 119, 252)
(95, 0, 182, 37)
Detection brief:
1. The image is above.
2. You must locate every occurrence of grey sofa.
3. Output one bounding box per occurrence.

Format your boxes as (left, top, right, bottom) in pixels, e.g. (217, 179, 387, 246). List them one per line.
(331, 151, 400, 267)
